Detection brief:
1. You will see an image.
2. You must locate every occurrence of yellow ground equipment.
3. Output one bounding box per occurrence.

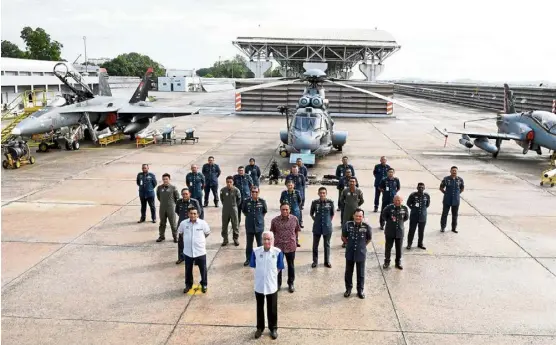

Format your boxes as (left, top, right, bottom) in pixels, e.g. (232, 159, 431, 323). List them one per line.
(540, 153, 556, 187)
(99, 132, 126, 147)
(136, 137, 156, 148)
(1, 89, 55, 145)
(2, 140, 36, 169)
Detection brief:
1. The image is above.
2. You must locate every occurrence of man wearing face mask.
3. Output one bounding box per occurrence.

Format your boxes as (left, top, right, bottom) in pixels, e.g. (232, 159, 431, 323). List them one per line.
(381, 195, 409, 270)
(175, 188, 202, 264)
(406, 183, 430, 250)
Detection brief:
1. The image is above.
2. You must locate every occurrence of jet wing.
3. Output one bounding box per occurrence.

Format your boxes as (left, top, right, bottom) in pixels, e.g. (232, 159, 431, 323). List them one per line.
(58, 105, 121, 114)
(116, 104, 200, 115)
(434, 127, 523, 141)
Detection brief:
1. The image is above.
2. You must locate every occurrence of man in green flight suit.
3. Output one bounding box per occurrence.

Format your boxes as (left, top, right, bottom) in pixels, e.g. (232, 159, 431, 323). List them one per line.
(156, 173, 180, 243)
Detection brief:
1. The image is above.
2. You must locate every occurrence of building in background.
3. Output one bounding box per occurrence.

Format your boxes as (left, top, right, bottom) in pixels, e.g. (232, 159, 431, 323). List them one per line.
(157, 69, 200, 92)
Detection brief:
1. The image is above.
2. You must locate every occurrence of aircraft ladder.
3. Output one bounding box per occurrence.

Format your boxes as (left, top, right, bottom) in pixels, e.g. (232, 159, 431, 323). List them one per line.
(1, 90, 52, 145)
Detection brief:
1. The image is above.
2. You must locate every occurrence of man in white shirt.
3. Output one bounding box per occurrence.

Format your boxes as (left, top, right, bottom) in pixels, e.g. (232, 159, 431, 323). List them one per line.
(178, 207, 211, 294)
(250, 231, 285, 340)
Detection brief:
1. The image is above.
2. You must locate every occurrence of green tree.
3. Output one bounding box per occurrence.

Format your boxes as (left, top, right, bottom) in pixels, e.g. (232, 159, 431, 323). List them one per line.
(100, 52, 164, 77)
(264, 67, 283, 77)
(20, 27, 63, 60)
(196, 68, 212, 77)
(1, 40, 26, 58)
(196, 55, 255, 78)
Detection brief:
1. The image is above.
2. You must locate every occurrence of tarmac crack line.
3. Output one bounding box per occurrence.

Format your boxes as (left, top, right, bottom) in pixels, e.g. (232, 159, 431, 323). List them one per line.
(367, 119, 556, 278)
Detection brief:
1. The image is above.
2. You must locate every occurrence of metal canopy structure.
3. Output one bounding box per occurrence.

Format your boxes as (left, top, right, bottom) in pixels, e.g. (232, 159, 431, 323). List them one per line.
(233, 28, 401, 79)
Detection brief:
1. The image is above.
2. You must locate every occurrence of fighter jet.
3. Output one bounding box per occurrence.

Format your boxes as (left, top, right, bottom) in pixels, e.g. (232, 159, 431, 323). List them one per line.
(11, 63, 199, 149)
(435, 84, 556, 160)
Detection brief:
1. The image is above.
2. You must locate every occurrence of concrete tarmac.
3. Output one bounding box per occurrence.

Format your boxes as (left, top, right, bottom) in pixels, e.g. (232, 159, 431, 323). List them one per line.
(2, 93, 556, 345)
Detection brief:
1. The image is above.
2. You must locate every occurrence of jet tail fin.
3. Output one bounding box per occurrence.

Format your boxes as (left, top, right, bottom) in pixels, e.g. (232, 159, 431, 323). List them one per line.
(98, 68, 112, 97)
(128, 67, 153, 104)
(503, 83, 516, 113)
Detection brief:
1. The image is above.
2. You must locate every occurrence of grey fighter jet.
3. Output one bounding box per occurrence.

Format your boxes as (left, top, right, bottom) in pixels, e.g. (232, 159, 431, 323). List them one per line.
(11, 63, 199, 149)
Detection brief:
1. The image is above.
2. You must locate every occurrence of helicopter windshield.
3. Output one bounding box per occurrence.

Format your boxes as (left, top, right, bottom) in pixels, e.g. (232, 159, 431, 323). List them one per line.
(293, 116, 321, 131)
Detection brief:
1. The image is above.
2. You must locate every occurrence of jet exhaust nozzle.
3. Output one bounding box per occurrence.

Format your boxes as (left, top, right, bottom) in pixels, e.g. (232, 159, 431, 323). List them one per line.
(459, 138, 474, 149)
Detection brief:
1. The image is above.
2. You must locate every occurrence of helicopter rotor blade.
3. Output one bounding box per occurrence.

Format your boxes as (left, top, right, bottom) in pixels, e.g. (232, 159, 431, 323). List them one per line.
(233, 79, 301, 93)
(324, 80, 422, 113)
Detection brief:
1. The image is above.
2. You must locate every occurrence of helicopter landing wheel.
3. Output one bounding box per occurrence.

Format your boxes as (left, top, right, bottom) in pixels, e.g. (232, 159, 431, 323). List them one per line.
(280, 150, 289, 158)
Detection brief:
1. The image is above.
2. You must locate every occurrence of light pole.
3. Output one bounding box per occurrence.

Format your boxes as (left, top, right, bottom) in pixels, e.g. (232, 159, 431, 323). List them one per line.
(83, 36, 88, 74)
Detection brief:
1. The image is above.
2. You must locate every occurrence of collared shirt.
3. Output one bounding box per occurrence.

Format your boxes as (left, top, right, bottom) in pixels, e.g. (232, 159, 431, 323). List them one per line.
(137, 172, 157, 198)
(381, 205, 409, 239)
(178, 218, 211, 258)
(233, 174, 254, 199)
(337, 176, 359, 191)
(156, 184, 180, 207)
(175, 197, 202, 225)
(219, 186, 242, 210)
(335, 164, 355, 179)
(342, 221, 372, 262)
(202, 163, 221, 186)
(440, 176, 464, 206)
(297, 164, 308, 182)
(245, 164, 262, 186)
(379, 177, 401, 203)
(270, 215, 301, 253)
(373, 163, 391, 187)
(284, 173, 306, 197)
(407, 191, 430, 222)
(242, 197, 268, 233)
(280, 189, 302, 216)
(186, 172, 205, 198)
(310, 198, 335, 235)
(250, 246, 285, 295)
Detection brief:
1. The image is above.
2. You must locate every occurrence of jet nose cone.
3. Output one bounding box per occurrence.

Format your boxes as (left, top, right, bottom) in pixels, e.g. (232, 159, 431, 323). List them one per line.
(11, 128, 21, 135)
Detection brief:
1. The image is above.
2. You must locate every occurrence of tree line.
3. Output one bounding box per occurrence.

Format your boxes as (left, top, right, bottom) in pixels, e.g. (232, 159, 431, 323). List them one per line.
(1, 27, 283, 78)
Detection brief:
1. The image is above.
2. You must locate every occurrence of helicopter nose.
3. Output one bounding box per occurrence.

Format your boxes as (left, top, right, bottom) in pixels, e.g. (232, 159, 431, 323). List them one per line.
(293, 134, 319, 150)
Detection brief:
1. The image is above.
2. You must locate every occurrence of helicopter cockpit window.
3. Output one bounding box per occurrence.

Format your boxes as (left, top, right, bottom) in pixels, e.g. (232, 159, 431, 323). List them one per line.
(293, 116, 321, 131)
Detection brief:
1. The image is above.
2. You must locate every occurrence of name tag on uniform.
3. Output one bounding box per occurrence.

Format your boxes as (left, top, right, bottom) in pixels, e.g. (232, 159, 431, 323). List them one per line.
(392, 216, 397, 221)
(415, 203, 419, 207)
(140, 180, 143, 185)
(226, 193, 229, 196)
(386, 187, 389, 191)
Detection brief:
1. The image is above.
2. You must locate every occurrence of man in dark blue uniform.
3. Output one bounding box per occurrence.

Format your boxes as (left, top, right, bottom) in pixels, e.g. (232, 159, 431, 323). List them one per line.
(202, 156, 221, 207)
(439, 166, 465, 233)
(379, 168, 401, 230)
(296, 157, 308, 181)
(242, 187, 268, 266)
(373, 156, 391, 212)
(406, 183, 430, 250)
(310, 187, 334, 268)
(175, 188, 202, 264)
(186, 164, 205, 218)
(280, 181, 303, 244)
(335, 156, 355, 211)
(381, 195, 409, 270)
(342, 209, 372, 299)
(285, 166, 306, 213)
(245, 158, 262, 187)
(234, 166, 254, 225)
(136, 164, 157, 223)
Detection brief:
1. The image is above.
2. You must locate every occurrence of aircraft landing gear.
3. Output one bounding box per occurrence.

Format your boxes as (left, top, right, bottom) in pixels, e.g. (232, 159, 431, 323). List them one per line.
(493, 139, 501, 158)
(334, 145, 343, 152)
(279, 146, 290, 158)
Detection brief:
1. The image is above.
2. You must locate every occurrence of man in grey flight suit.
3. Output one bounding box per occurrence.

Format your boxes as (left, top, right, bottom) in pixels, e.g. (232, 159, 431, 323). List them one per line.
(242, 187, 268, 266)
(439, 166, 464, 233)
(310, 187, 335, 268)
(186, 164, 205, 218)
(340, 177, 364, 248)
(156, 173, 180, 243)
(175, 188, 202, 264)
(220, 176, 242, 247)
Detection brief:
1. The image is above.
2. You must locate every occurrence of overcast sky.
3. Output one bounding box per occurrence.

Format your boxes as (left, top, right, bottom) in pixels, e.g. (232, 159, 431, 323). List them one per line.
(2, 0, 555, 83)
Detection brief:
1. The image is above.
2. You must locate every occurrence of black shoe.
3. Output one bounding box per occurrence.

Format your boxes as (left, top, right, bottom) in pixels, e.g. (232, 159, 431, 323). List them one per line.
(325, 262, 332, 268)
(311, 262, 317, 268)
(152, 219, 156, 223)
(296, 243, 300, 247)
(380, 226, 384, 230)
(138, 219, 145, 223)
(215, 201, 219, 207)
(440, 228, 445, 232)
(288, 284, 295, 293)
(357, 291, 365, 299)
(374, 207, 378, 212)
(221, 241, 228, 246)
(243, 260, 250, 266)
(418, 244, 427, 250)
(300, 224, 304, 228)
(203, 203, 209, 207)
(254, 329, 262, 339)
(337, 208, 340, 211)
(173, 237, 178, 243)
(395, 263, 404, 270)
(270, 329, 278, 339)
(383, 262, 390, 269)
(342, 243, 346, 248)
(201, 286, 207, 293)
(183, 285, 192, 294)
(176, 258, 184, 265)
(452, 229, 458, 233)
(156, 237, 165, 242)
(344, 289, 351, 298)
(233, 239, 239, 246)
(406, 245, 411, 250)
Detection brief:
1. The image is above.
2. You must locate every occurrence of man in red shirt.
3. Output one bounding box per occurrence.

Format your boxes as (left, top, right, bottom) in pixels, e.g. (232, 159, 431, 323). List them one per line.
(270, 203, 301, 293)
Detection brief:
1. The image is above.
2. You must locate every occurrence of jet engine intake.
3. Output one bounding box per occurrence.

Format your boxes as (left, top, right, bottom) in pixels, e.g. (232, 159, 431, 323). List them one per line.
(459, 138, 474, 149)
(473, 137, 499, 154)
